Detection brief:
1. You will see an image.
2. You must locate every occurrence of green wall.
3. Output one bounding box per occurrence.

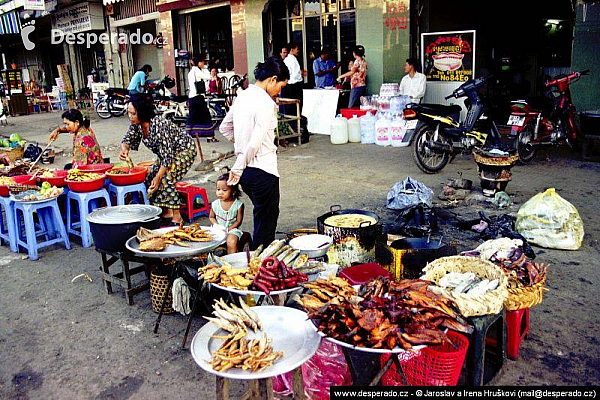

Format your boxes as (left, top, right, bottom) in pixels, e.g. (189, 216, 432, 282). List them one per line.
(571, 3, 600, 112)
(244, 0, 267, 83)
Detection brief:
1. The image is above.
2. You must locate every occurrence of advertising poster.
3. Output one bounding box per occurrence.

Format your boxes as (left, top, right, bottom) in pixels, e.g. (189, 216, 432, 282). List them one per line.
(422, 30, 475, 82)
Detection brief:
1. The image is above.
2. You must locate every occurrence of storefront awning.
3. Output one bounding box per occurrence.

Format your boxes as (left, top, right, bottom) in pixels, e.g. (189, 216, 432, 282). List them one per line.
(103, 0, 124, 5)
(0, 10, 19, 34)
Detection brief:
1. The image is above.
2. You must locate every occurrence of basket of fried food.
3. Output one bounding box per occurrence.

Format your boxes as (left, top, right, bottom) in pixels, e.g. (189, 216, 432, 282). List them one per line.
(462, 238, 549, 311)
(422, 256, 508, 318)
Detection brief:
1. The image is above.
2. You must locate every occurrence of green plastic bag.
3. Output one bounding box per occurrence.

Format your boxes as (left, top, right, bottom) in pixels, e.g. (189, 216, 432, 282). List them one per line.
(516, 188, 584, 250)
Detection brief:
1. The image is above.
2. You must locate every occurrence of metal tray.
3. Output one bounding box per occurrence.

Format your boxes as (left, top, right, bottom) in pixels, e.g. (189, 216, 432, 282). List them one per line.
(10, 192, 62, 204)
(191, 306, 321, 380)
(125, 226, 226, 259)
(209, 252, 306, 296)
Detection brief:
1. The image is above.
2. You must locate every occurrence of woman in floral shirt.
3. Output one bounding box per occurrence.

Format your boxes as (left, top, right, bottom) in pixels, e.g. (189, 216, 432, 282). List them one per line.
(120, 96, 196, 224)
(337, 45, 368, 108)
(48, 109, 103, 168)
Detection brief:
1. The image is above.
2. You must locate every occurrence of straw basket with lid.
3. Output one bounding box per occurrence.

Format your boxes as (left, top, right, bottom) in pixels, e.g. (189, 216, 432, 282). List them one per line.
(473, 149, 519, 197)
(504, 274, 548, 311)
(423, 256, 508, 317)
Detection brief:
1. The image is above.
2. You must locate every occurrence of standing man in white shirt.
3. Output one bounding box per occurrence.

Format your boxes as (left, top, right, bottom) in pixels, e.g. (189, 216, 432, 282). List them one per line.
(399, 58, 427, 103)
(220, 57, 290, 249)
(282, 42, 307, 121)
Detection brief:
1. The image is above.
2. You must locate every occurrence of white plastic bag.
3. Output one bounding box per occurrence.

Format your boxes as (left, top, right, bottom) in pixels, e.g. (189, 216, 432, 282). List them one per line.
(516, 188, 584, 250)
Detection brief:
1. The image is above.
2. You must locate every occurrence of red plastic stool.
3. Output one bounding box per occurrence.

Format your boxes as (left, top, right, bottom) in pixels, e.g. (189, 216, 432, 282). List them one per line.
(175, 182, 210, 221)
(506, 308, 530, 360)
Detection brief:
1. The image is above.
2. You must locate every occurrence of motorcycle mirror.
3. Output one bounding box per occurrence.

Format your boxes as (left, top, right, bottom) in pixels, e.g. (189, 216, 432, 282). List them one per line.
(581, 69, 590, 75)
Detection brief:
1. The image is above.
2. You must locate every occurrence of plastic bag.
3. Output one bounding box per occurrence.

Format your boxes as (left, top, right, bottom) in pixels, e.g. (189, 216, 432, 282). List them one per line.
(273, 340, 351, 399)
(516, 188, 584, 250)
(387, 176, 434, 210)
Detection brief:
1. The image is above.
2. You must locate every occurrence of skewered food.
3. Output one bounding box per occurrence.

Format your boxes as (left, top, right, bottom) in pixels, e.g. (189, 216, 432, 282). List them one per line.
(251, 256, 308, 295)
(205, 299, 282, 373)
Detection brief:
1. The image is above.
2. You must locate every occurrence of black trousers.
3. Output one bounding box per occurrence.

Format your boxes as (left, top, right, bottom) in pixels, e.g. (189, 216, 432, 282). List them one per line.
(240, 167, 280, 250)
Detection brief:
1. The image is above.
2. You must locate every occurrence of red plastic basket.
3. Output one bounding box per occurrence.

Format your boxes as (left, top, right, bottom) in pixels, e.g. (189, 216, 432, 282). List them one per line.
(339, 263, 392, 286)
(0, 175, 37, 197)
(78, 163, 114, 174)
(38, 170, 68, 187)
(106, 166, 147, 186)
(381, 331, 469, 386)
(65, 175, 106, 193)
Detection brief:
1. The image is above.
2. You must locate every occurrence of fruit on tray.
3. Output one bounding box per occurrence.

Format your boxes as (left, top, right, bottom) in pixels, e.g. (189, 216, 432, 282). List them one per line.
(14, 185, 63, 201)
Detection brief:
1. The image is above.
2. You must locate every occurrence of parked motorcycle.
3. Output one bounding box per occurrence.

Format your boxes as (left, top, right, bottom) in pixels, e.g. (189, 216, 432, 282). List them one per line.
(404, 75, 504, 174)
(508, 69, 589, 163)
(95, 87, 129, 119)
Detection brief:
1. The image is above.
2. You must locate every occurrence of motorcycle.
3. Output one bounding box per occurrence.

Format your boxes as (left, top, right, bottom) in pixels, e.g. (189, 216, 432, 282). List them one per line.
(403, 75, 504, 174)
(95, 87, 129, 119)
(508, 69, 589, 163)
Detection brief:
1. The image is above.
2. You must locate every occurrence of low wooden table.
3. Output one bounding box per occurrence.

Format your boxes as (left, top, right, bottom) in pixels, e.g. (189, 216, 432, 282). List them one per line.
(97, 248, 153, 305)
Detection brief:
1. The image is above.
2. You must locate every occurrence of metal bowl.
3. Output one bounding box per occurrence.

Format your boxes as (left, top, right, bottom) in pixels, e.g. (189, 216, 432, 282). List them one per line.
(289, 234, 333, 258)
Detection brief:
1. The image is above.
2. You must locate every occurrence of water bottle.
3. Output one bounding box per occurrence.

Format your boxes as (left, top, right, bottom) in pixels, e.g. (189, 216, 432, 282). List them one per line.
(375, 112, 391, 147)
(360, 111, 376, 144)
(347, 114, 361, 143)
(390, 114, 407, 147)
(330, 115, 349, 145)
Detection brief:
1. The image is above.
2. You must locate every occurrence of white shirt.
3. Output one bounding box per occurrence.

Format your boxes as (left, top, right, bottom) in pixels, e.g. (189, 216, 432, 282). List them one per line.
(188, 66, 211, 98)
(220, 84, 279, 178)
(400, 71, 427, 103)
(284, 54, 302, 84)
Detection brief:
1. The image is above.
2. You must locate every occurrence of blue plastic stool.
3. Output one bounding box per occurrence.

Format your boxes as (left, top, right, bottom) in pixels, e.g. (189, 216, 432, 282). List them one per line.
(108, 183, 148, 206)
(0, 196, 17, 252)
(66, 188, 111, 247)
(13, 198, 71, 261)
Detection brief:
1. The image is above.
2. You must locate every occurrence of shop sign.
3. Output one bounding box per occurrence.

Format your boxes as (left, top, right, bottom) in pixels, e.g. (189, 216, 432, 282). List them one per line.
(24, 0, 45, 11)
(2, 70, 23, 94)
(51, 2, 105, 34)
(385, 0, 408, 31)
(421, 30, 475, 82)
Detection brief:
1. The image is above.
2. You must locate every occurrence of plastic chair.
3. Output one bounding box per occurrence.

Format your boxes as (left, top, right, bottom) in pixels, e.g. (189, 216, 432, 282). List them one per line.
(0, 196, 17, 252)
(464, 309, 507, 386)
(108, 182, 148, 206)
(66, 188, 111, 247)
(13, 198, 71, 261)
(175, 182, 210, 221)
(506, 308, 530, 360)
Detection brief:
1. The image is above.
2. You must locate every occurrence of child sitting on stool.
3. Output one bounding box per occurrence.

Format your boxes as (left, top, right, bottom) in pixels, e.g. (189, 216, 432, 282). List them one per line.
(209, 172, 245, 254)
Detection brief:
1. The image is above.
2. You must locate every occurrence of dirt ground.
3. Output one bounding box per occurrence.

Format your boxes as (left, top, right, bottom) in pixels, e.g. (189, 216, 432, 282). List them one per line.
(0, 112, 599, 398)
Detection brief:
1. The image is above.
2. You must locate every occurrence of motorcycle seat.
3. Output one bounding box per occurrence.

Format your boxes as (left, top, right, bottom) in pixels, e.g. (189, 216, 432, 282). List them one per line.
(417, 103, 462, 116)
(106, 88, 129, 96)
(170, 95, 188, 103)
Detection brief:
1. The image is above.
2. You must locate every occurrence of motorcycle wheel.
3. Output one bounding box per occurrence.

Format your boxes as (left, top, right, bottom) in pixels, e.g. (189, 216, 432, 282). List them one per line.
(108, 98, 128, 117)
(95, 100, 112, 119)
(411, 124, 450, 174)
(516, 124, 536, 163)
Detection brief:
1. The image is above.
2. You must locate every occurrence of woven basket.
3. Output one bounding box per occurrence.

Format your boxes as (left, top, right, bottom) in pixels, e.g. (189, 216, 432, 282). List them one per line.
(505, 275, 548, 311)
(423, 256, 508, 317)
(473, 151, 519, 166)
(150, 272, 175, 314)
(0, 146, 24, 162)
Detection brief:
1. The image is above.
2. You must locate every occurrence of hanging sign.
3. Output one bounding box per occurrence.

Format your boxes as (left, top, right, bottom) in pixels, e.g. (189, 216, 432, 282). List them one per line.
(421, 30, 475, 82)
(24, 0, 46, 11)
(51, 2, 105, 34)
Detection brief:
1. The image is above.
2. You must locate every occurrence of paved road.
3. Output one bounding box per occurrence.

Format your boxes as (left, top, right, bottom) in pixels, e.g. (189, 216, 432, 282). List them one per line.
(0, 111, 599, 397)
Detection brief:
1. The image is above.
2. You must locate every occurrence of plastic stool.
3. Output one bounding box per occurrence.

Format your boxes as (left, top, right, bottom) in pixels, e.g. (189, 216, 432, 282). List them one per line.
(175, 182, 210, 220)
(66, 188, 111, 247)
(13, 198, 71, 261)
(464, 309, 507, 386)
(506, 308, 530, 360)
(108, 183, 148, 206)
(0, 196, 17, 252)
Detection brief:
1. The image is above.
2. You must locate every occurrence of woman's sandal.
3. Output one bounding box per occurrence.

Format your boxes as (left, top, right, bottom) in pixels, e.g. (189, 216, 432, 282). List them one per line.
(207, 137, 219, 143)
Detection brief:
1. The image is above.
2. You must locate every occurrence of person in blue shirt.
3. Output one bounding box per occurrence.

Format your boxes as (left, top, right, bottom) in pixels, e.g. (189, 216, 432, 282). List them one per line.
(313, 48, 340, 88)
(127, 64, 152, 95)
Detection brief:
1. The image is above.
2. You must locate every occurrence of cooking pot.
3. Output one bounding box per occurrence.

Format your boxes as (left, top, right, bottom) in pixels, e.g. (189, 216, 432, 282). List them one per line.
(389, 237, 457, 280)
(87, 205, 162, 252)
(317, 205, 382, 267)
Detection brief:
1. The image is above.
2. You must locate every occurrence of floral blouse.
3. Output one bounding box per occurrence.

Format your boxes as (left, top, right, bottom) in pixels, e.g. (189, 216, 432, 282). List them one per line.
(351, 58, 368, 89)
(122, 116, 195, 168)
(73, 127, 103, 167)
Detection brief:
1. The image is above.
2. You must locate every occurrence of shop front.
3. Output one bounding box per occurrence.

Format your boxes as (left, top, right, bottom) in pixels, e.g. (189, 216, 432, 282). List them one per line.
(105, 0, 163, 89)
